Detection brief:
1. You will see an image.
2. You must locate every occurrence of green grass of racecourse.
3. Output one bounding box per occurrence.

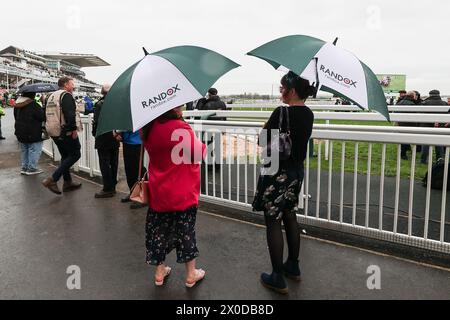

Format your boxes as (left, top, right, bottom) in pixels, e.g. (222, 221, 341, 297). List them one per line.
(309, 120, 432, 180)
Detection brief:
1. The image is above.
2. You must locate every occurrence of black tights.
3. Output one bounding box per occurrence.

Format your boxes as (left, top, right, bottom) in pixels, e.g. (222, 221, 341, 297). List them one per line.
(264, 210, 300, 273)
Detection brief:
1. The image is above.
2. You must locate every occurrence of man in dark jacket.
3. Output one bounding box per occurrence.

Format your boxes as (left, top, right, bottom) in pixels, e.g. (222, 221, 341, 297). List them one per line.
(13, 92, 45, 175)
(199, 88, 228, 123)
(420, 89, 449, 164)
(396, 90, 407, 104)
(92, 84, 119, 198)
(396, 91, 416, 160)
(201, 88, 227, 111)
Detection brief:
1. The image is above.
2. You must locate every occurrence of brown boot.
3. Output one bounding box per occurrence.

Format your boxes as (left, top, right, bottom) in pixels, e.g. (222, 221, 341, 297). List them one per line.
(63, 180, 82, 192)
(42, 177, 62, 195)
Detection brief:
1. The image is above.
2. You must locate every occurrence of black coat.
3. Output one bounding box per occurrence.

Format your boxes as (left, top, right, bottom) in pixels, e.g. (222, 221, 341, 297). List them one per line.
(92, 97, 119, 150)
(13, 98, 45, 143)
(396, 96, 416, 127)
(420, 95, 449, 127)
(201, 96, 227, 110)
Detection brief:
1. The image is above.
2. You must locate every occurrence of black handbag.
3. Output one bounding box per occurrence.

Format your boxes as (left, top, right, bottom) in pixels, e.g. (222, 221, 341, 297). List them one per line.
(277, 106, 292, 161)
(261, 106, 292, 161)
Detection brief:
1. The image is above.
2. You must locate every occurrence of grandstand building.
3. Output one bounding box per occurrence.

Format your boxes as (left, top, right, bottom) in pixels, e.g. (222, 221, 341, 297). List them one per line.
(0, 46, 109, 93)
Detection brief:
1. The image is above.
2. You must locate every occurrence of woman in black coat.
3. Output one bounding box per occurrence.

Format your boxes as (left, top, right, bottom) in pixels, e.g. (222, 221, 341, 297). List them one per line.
(14, 92, 45, 175)
(253, 71, 315, 294)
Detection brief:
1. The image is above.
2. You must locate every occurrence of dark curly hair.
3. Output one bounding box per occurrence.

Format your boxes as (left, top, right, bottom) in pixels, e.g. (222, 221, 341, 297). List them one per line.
(281, 71, 317, 100)
(141, 107, 184, 141)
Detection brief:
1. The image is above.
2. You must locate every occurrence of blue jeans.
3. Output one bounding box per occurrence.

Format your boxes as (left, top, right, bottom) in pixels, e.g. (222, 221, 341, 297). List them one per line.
(52, 136, 81, 182)
(20, 141, 43, 170)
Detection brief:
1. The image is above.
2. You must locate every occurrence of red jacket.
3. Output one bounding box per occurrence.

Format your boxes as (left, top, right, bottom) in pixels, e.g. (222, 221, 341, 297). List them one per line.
(144, 119, 206, 212)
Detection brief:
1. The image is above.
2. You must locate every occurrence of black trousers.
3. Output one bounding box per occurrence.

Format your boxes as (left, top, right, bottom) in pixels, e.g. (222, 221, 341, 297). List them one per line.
(97, 147, 119, 192)
(52, 136, 81, 182)
(123, 143, 146, 191)
(401, 144, 411, 157)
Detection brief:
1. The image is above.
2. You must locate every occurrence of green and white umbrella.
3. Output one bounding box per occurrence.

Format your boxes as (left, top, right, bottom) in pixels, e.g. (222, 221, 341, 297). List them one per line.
(247, 35, 389, 120)
(96, 46, 240, 136)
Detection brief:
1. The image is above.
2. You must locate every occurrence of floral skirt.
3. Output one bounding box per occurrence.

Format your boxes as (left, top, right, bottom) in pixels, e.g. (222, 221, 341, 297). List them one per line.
(145, 206, 199, 266)
(252, 166, 304, 219)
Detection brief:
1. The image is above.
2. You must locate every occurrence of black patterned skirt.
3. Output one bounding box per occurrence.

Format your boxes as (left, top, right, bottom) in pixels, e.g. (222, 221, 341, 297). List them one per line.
(145, 206, 199, 266)
(252, 166, 304, 219)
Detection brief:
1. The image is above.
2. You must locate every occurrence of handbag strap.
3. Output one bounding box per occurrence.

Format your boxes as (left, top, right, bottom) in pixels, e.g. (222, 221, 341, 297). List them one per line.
(138, 143, 144, 180)
(279, 106, 290, 133)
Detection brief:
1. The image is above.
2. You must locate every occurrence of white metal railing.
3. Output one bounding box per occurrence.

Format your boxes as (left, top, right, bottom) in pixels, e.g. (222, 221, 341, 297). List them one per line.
(188, 120, 450, 254)
(227, 103, 450, 113)
(41, 113, 450, 254)
(42, 115, 101, 177)
(184, 110, 450, 124)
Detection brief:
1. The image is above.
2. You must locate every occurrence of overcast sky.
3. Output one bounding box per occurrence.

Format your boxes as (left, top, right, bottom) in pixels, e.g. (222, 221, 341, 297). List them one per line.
(3, 0, 450, 95)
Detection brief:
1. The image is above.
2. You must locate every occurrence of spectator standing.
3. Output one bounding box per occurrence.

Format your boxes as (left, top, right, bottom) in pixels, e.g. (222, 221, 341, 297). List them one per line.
(13, 92, 45, 175)
(92, 85, 119, 198)
(117, 130, 147, 209)
(142, 106, 206, 288)
(84, 95, 95, 114)
(396, 91, 416, 160)
(420, 90, 449, 164)
(253, 72, 315, 294)
(185, 101, 194, 111)
(201, 88, 227, 111)
(42, 77, 82, 195)
(397, 90, 407, 104)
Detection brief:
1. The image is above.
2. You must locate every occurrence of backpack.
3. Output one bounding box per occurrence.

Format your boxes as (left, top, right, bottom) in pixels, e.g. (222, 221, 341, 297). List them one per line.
(422, 158, 450, 190)
(45, 90, 67, 137)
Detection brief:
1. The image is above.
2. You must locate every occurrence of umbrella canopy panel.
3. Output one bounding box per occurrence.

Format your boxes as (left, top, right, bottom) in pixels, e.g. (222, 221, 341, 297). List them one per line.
(130, 55, 204, 131)
(300, 43, 369, 108)
(247, 35, 325, 74)
(247, 35, 389, 120)
(97, 45, 240, 136)
(152, 45, 240, 96)
(17, 83, 59, 94)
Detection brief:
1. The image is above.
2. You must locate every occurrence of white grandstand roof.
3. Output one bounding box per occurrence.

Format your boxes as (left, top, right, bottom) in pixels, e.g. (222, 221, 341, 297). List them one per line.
(37, 52, 110, 68)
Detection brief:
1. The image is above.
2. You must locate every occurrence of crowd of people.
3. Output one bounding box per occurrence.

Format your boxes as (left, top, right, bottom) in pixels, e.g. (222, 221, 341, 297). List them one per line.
(1, 74, 449, 295)
(395, 89, 449, 163)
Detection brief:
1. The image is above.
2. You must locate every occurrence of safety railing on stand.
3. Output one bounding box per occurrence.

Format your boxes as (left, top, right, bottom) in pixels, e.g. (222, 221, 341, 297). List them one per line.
(187, 119, 450, 255)
(42, 110, 450, 254)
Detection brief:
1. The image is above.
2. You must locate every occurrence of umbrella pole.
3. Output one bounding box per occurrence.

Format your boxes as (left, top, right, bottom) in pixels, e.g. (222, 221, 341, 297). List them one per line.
(313, 57, 319, 98)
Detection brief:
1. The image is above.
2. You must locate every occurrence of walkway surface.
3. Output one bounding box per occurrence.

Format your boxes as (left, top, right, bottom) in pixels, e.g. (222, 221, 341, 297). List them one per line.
(1, 107, 450, 300)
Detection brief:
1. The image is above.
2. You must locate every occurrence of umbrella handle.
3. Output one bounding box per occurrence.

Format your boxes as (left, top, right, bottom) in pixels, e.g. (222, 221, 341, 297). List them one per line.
(313, 57, 320, 98)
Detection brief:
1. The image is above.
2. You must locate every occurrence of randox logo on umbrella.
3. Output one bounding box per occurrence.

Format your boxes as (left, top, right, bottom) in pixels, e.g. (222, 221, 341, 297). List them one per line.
(319, 65, 358, 88)
(141, 84, 181, 109)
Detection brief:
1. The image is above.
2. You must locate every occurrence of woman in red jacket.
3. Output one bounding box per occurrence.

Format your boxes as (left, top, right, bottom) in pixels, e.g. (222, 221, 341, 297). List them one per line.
(142, 106, 206, 287)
